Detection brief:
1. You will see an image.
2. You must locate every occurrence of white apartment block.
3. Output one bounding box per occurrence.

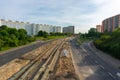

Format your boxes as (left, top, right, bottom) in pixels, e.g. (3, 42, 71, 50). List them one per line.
(0, 19, 62, 36)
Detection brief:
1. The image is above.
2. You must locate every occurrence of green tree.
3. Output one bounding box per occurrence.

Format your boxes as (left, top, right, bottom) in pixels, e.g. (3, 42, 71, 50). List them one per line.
(112, 28, 120, 37)
(7, 28, 19, 38)
(18, 29, 27, 40)
(0, 25, 8, 30)
(0, 39, 4, 50)
(0, 25, 36, 51)
(38, 30, 44, 36)
(88, 28, 97, 37)
(100, 35, 111, 41)
(0, 30, 8, 36)
(27, 36, 36, 42)
(18, 29, 27, 35)
(94, 28, 120, 59)
(50, 32, 55, 36)
(38, 30, 48, 38)
(43, 31, 48, 38)
(10, 34, 19, 46)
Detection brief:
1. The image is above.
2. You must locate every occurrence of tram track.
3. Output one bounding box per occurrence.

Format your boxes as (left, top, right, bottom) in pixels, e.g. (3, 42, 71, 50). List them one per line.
(8, 39, 65, 80)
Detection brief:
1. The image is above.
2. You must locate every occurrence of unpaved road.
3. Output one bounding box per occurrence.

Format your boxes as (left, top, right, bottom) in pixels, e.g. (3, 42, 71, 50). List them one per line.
(70, 38, 120, 80)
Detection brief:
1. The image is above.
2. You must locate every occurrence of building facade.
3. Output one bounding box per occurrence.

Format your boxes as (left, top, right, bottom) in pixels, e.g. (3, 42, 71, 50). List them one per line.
(63, 26, 74, 34)
(0, 19, 62, 36)
(96, 25, 102, 32)
(102, 14, 120, 32)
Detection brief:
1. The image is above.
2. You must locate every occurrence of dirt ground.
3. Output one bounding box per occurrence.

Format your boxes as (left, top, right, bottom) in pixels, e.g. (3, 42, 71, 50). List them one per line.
(49, 42, 79, 80)
(0, 40, 59, 80)
(0, 59, 29, 80)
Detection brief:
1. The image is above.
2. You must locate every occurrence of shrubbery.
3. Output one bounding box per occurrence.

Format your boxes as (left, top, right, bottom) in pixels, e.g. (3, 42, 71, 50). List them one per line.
(0, 25, 36, 50)
(37, 30, 71, 38)
(0, 25, 72, 51)
(79, 28, 102, 38)
(38, 30, 49, 38)
(94, 28, 120, 59)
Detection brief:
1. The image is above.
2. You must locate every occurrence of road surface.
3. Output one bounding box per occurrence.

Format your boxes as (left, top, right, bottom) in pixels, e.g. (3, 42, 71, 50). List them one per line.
(0, 41, 51, 67)
(70, 39, 120, 80)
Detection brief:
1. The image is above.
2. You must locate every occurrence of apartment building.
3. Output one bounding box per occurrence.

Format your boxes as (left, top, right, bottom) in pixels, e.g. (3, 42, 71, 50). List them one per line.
(0, 19, 62, 36)
(96, 25, 102, 32)
(102, 14, 120, 32)
(63, 26, 74, 34)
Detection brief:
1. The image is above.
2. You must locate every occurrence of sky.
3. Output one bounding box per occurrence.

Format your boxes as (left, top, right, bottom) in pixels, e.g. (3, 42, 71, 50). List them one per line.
(0, 0, 120, 33)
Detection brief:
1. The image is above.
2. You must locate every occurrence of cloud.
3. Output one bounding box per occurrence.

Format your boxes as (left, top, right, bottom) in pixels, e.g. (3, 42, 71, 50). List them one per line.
(0, 0, 120, 33)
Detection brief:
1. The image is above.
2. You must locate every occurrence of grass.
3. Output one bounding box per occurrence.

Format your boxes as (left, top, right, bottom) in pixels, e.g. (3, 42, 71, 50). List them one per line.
(76, 37, 93, 45)
(0, 46, 15, 52)
(0, 41, 35, 52)
(36, 36, 67, 41)
(0, 36, 67, 52)
(80, 38, 93, 43)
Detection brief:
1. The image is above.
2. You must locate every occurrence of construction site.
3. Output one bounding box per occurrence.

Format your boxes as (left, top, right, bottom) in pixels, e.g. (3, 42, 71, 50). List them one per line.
(0, 38, 79, 80)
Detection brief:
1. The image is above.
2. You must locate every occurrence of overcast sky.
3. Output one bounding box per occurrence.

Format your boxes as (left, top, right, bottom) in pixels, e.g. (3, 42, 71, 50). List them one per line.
(0, 0, 120, 33)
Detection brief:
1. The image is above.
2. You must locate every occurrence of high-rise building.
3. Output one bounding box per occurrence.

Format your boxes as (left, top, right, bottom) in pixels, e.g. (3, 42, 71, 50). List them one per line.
(63, 26, 74, 34)
(0, 19, 62, 36)
(102, 14, 120, 32)
(96, 25, 102, 32)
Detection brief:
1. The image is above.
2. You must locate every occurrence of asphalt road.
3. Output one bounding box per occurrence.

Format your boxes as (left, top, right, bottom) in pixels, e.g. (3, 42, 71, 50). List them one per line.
(70, 39, 120, 80)
(0, 40, 51, 67)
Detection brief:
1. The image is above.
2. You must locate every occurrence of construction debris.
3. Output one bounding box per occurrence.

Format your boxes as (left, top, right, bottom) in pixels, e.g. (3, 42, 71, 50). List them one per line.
(49, 42, 79, 80)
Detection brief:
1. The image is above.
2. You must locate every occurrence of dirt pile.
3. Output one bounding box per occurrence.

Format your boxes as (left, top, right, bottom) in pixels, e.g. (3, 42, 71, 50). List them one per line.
(49, 42, 79, 80)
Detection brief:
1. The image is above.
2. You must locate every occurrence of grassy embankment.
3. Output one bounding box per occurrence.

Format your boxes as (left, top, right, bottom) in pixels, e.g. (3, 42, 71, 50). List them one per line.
(36, 36, 66, 41)
(76, 37, 93, 45)
(0, 36, 66, 52)
(0, 41, 35, 52)
(94, 29, 120, 59)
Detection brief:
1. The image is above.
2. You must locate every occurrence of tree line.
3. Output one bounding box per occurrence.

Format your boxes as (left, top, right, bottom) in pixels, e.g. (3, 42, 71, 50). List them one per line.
(0, 25, 36, 50)
(79, 28, 102, 38)
(79, 27, 120, 59)
(0, 25, 72, 51)
(94, 28, 120, 59)
(37, 30, 72, 38)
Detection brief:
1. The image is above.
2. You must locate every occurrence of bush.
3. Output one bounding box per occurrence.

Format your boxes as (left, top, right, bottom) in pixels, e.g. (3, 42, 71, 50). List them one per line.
(37, 30, 48, 38)
(94, 28, 120, 59)
(0, 25, 36, 51)
(0, 39, 4, 50)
